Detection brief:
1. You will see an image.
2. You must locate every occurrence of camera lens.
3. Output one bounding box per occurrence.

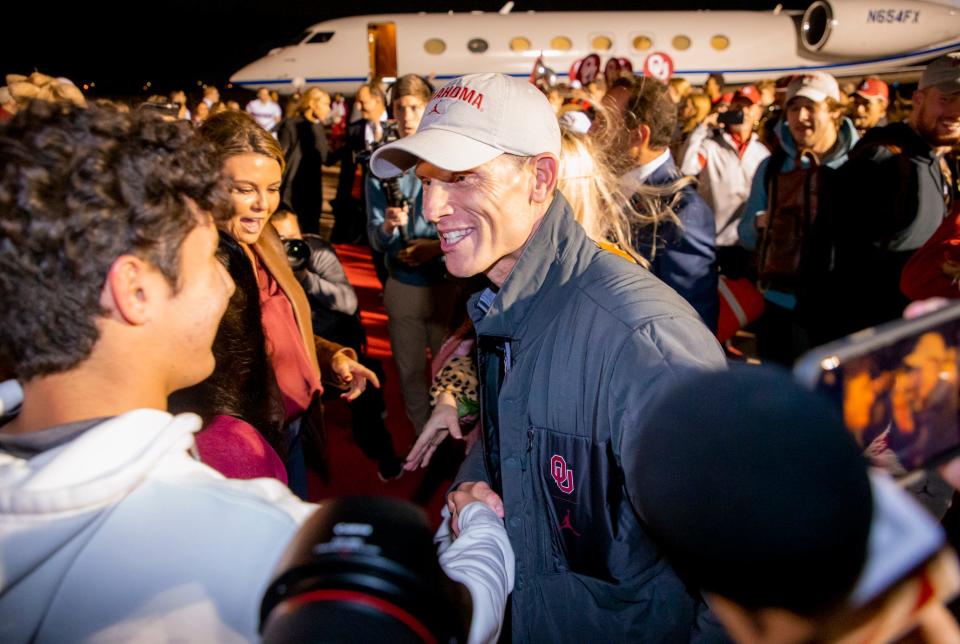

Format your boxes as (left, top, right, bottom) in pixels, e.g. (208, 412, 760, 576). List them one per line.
(260, 497, 471, 644)
(283, 239, 311, 271)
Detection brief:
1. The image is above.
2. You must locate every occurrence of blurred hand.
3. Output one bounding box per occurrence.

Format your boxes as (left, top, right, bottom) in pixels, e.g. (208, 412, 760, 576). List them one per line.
(447, 481, 504, 537)
(397, 239, 442, 267)
(383, 206, 408, 236)
(329, 352, 381, 402)
(404, 393, 461, 471)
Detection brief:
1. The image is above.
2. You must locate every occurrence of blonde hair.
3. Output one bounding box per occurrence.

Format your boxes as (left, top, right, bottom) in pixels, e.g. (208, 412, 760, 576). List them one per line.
(668, 78, 692, 101)
(574, 100, 692, 265)
(558, 128, 648, 265)
(297, 87, 329, 117)
(682, 93, 712, 134)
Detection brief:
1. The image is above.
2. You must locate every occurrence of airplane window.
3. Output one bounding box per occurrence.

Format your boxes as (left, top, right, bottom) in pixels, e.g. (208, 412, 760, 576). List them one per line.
(632, 36, 653, 51)
(711, 35, 730, 50)
(592, 35, 613, 51)
(307, 32, 334, 44)
(510, 36, 531, 52)
(424, 38, 447, 55)
(468, 38, 489, 53)
(673, 35, 692, 50)
(289, 30, 312, 46)
(551, 36, 572, 51)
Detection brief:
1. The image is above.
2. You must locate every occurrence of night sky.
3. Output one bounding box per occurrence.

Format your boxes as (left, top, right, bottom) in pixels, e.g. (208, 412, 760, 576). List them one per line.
(7, 1, 807, 97)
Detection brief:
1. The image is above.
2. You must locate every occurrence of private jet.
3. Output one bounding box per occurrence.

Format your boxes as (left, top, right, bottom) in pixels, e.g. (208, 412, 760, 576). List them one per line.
(230, 0, 960, 94)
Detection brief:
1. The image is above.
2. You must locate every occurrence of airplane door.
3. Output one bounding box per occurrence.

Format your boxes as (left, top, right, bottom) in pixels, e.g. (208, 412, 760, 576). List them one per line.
(367, 22, 398, 81)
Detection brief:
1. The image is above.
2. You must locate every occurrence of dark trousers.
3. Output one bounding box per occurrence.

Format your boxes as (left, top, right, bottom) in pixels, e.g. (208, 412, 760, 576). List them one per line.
(285, 417, 309, 500)
(747, 300, 811, 366)
(322, 355, 398, 465)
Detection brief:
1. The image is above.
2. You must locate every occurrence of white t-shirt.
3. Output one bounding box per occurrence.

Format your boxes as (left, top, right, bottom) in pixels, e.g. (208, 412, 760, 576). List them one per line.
(246, 99, 282, 132)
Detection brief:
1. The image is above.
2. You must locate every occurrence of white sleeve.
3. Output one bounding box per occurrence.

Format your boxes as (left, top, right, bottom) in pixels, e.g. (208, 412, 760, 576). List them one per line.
(679, 122, 710, 176)
(435, 503, 515, 644)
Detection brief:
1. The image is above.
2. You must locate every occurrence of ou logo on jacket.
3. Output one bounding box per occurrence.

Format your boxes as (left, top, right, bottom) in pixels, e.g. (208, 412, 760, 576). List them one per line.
(550, 455, 575, 494)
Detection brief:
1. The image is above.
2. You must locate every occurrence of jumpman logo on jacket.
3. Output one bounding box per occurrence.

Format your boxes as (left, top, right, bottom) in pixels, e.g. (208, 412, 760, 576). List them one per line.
(559, 509, 581, 537)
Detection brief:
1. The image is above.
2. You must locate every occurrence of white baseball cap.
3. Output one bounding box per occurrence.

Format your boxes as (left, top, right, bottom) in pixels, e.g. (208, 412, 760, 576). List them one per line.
(370, 72, 561, 179)
(786, 71, 840, 104)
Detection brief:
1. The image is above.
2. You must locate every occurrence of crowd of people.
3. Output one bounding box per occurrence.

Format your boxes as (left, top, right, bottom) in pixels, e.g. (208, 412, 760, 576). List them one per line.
(0, 51, 959, 643)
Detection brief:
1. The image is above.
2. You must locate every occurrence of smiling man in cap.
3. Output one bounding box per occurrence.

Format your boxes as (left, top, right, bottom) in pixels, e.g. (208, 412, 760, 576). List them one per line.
(802, 53, 960, 346)
(372, 72, 726, 641)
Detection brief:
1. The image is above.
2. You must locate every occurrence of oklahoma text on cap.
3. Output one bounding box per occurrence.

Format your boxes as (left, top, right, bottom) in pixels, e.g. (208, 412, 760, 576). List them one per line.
(371, 72, 561, 179)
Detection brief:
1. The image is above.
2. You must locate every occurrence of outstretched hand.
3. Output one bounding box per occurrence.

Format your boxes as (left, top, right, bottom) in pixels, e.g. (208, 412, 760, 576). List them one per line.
(404, 393, 462, 471)
(329, 352, 381, 402)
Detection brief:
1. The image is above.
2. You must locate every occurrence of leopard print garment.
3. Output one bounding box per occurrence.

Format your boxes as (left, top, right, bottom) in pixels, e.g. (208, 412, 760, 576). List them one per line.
(429, 354, 479, 408)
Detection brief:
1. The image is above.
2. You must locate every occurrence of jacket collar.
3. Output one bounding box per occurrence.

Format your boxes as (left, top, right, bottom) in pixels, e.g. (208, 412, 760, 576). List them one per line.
(470, 193, 592, 339)
(252, 225, 320, 374)
(641, 154, 682, 187)
(775, 116, 859, 165)
(620, 150, 675, 193)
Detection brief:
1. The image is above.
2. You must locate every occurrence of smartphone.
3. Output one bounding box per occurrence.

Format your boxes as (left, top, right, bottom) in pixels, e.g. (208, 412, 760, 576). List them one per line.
(794, 302, 960, 478)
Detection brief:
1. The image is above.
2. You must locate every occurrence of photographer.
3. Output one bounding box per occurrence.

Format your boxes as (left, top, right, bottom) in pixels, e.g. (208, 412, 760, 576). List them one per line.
(680, 86, 769, 255)
(366, 75, 457, 436)
(271, 209, 404, 480)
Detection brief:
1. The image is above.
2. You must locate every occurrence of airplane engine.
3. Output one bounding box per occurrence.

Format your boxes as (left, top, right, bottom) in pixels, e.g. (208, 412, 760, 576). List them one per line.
(800, 0, 960, 57)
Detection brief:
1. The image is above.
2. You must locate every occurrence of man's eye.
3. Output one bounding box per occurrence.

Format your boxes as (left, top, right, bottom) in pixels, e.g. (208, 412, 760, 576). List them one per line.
(419, 177, 431, 186)
(453, 175, 467, 183)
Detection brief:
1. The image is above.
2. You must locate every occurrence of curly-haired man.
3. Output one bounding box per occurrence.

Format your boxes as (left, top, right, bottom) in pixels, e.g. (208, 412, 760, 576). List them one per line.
(0, 100, 516, 644)
(0, 101, 316, 642)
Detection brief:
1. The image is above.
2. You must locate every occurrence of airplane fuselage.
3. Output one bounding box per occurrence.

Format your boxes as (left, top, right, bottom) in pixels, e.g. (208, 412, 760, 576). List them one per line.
(230, 3, 960, 94)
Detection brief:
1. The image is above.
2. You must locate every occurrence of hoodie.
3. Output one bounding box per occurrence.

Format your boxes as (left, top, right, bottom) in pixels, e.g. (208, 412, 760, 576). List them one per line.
(0, 382, 313, 643)
(738, 116, 859, 309)
(0, 380, 514, 643)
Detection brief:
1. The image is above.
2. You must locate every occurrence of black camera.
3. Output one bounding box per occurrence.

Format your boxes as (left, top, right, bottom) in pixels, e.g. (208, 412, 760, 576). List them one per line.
(260, 496, 472, 644)
(718, 109, 745, 126)
(356, 120, 401, 168)
(382, 175, 411, 210)
(283, 238, 311, 272)
(357, 120, 410, 235)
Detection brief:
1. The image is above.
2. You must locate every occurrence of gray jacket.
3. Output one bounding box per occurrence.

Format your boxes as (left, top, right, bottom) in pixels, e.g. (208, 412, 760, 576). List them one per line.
(453, 194, 727, 641)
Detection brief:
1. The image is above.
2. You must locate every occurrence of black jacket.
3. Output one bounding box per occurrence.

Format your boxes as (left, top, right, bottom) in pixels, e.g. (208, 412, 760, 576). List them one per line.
(277, 117, 329, 223)
(800, 122, 950, 342)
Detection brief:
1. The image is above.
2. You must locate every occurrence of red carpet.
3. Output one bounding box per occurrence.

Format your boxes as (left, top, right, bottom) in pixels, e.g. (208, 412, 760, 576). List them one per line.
(307, 244, 457, 525)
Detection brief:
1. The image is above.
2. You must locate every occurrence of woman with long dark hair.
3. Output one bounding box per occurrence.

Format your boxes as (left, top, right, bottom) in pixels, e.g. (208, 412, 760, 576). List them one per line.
(169, 233, 287, 482)
(198, 111, 378, 497)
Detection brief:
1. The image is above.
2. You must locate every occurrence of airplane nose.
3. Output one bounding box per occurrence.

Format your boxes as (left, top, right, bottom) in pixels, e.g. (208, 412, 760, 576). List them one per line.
(230, 54, 288, 89)
(229, 60, 265, 87)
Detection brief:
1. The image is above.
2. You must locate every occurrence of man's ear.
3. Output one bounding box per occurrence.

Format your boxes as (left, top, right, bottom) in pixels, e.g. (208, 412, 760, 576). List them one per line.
(627, 123, 651, 156)
(911, 89, 925, 118)
(102, 255, 163, 326)
(708, 593, 765, 644)
(636, 123, 652, 148)
(531, 153, 559, 204)
(707, 593, 817, 644)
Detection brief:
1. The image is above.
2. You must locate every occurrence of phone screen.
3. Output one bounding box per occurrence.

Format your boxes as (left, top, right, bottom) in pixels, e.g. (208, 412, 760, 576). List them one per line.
(811, 320, 960, 475)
